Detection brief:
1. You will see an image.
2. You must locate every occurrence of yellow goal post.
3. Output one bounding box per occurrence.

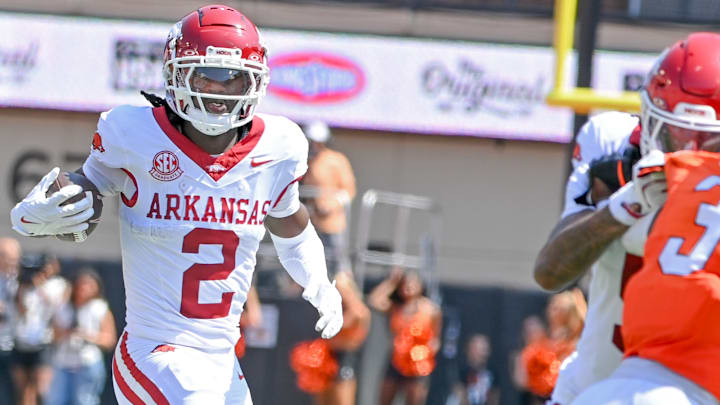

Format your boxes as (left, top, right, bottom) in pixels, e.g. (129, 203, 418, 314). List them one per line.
(546, 0, 641, 114)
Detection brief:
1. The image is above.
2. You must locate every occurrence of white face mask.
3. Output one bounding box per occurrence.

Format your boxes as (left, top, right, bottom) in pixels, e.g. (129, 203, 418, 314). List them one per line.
(164, 47, 269, 136)
(641, 91, 720, 154)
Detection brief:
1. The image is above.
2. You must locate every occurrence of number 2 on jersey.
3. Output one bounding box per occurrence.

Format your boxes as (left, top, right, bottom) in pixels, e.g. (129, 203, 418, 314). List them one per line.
(180, 228, 238, 319)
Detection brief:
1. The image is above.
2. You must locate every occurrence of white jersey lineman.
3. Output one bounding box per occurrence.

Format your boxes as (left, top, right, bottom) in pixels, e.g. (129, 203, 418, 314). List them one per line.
(82, 105, 308, 404)
(549, 112, 643, 404)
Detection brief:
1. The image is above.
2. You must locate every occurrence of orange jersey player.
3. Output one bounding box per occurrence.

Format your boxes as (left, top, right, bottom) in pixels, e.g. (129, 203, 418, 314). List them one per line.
(623, 150, 720, 401)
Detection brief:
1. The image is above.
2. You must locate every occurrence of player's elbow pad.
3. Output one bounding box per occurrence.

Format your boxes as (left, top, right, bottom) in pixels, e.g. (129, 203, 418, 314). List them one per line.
(270, 223, 328, 288)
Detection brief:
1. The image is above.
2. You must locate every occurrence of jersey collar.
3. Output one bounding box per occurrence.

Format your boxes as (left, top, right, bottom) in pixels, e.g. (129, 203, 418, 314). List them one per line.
(152, 107, 265, 181)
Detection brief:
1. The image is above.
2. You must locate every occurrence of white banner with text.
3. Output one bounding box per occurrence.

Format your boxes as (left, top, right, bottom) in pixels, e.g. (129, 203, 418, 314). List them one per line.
(0, 12, 655, 142)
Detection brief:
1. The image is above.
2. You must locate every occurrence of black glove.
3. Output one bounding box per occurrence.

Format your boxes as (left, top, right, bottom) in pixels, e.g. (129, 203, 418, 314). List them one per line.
(588, 145, 641, 193)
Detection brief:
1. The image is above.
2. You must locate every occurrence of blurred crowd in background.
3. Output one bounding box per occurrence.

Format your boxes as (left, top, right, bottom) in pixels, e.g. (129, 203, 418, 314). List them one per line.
(0, 238, 116, 405)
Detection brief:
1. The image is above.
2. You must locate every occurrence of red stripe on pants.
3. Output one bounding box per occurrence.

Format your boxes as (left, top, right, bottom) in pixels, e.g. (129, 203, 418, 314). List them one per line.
(120, 332, 170, 405)
(112, 356, 145, 405)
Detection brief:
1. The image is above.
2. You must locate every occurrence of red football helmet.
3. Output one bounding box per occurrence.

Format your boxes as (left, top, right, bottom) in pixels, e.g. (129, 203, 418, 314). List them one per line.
(641, 32, 720, 155)
(163, 5, 269, 136)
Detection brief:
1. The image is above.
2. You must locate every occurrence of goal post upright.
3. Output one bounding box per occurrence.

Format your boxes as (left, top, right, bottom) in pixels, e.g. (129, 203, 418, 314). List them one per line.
(546, 0, 642, 114)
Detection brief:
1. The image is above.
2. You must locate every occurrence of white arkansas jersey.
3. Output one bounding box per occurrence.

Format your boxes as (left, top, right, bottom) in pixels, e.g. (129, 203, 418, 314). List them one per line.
(551, 112, 644, 403)
(82, 105, 307, 350)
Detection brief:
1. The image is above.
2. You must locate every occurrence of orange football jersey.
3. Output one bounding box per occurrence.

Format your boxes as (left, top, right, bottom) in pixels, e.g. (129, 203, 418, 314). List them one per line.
(623, 150, 720, 400)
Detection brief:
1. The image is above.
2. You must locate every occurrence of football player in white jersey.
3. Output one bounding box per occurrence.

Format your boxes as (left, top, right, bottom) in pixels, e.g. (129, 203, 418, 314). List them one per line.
(533, 73, 669, 404)
(9, 5, 343, 404)
(534, 111, 642, 404)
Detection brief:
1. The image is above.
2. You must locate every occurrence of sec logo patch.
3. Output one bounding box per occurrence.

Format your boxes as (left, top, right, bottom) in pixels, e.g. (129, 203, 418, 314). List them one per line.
(150, 151, 184, 181)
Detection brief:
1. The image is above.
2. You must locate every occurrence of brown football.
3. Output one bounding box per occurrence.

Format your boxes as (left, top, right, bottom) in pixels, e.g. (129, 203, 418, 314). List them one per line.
(46, 171, 103, 242)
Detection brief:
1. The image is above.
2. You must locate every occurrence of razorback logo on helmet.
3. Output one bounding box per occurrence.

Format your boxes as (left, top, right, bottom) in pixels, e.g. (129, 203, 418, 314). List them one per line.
(91, 132, 105, 153)
(572, 143, 582, 163)
(149, 151, 184, 181)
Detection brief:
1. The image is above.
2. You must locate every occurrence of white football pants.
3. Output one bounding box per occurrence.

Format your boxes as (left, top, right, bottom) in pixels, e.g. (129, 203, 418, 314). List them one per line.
(569, 357, 717, 405)
(112, 331, 252, 405)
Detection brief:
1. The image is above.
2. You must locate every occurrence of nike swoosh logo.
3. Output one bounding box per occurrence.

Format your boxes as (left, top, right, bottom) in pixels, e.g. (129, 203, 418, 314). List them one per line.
(20, 216, 37, 224)
(250, 158, 273, 168)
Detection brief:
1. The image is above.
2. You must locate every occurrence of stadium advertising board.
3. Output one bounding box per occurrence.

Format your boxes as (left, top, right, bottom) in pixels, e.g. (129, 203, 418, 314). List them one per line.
(0, 12, 654, 142)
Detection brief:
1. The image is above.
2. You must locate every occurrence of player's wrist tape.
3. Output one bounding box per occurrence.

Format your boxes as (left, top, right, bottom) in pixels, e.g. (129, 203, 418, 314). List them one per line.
(607, 182, 644, 226)
(270, 222, 329, 289)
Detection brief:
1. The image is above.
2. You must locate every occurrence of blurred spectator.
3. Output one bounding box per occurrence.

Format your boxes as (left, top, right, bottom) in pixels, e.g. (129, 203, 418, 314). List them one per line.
(39, 255, 69, 313)
(289, 271, 370, 403)
(369, 267, 442, 405)
(12, 253, 67, 405)
(301, 121, 356, 274)
(234, 286, 262, 360)
(274, 271, 304, 298)
(519, 316, 548, 348)
(313, 271, 370, 405)
(511, 316, 548, 405)
(0, 238, 21, 405)
(449, 334, 499, 405)
(512, 290, 586, 403)
(241, 286, 263, 330)
(546, 288, 585, 343)
(47, 267, 116, 405)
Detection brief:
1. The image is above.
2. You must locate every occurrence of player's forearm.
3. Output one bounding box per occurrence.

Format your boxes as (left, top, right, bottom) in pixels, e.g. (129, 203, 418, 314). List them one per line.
(534, 208, 628, 291)
(269, 220, 329, 288)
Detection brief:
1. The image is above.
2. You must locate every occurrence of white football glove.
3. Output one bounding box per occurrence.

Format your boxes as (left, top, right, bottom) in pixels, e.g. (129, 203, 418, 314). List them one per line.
(606, 182, 650, 226)
(632, 149, 667, 212)
(10, 167, 94, 237)
(605, 150, 667, 227)
(302, 279, 343, 339)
